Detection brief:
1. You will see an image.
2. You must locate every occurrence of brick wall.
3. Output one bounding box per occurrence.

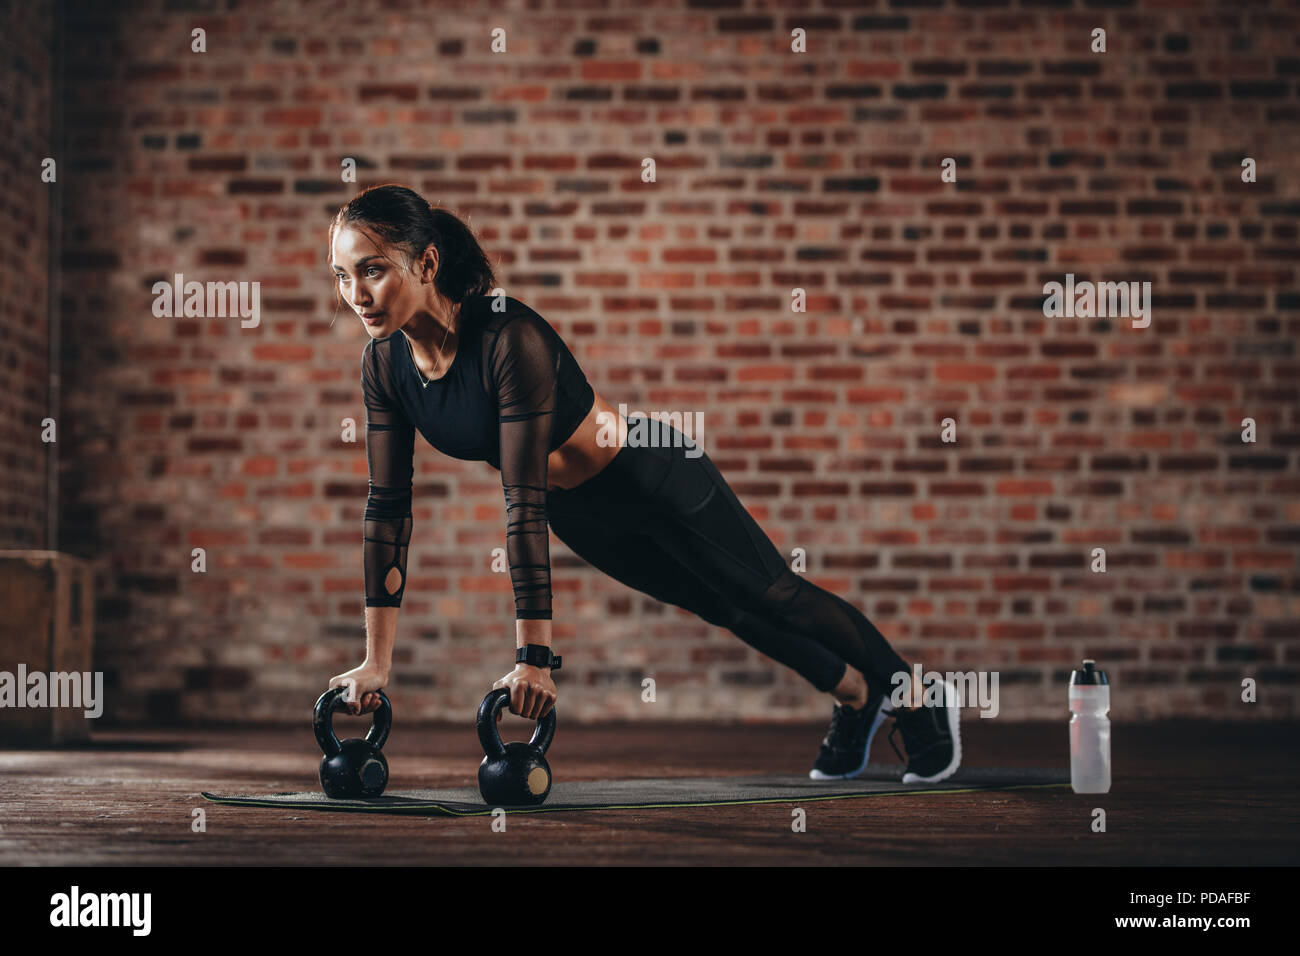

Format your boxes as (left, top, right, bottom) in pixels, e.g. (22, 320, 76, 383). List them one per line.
(43, 0, 1300, 725)
(0, 0, 54, 547)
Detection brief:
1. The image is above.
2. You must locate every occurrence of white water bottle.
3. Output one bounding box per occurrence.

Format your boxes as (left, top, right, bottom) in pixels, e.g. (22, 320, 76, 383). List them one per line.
(1069, 659, 1110, 793)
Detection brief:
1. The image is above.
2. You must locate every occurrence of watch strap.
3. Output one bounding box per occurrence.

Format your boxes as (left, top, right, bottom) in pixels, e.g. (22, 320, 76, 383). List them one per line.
(516, 644, 562, 671)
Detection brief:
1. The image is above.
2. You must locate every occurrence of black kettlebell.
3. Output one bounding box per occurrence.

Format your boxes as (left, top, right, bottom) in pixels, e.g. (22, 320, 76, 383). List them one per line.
(313, 685, 391, 799)
(476, 688, 556, 806)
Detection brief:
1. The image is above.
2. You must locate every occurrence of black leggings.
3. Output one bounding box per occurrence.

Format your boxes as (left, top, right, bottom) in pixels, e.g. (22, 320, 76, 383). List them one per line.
(546, 415, 910, 695)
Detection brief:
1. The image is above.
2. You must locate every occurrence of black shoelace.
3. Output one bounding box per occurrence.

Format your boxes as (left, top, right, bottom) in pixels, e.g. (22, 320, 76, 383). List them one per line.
(887, 705, 941, 764)
(821, 702, 861, 753)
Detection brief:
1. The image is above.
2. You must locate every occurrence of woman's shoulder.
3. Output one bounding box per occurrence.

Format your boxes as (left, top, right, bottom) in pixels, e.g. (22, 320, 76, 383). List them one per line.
(361, 331, 398, 365)
(360, 333, 405, 407)
(476, 294, 560, 351)
(475, 293, 545, 330)
(360, 330, 406, 377)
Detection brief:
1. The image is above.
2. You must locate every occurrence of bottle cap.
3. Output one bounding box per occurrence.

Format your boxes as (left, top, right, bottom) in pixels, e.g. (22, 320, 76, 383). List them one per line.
(1070, 659, 1108, 686)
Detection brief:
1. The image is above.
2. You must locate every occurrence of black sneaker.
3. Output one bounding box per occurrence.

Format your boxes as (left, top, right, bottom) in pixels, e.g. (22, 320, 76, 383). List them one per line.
(887, 676, 962, 784)
(808, 687, 892, 780)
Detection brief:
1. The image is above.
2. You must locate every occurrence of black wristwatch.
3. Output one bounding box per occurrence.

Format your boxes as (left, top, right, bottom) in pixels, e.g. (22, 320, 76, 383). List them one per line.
(516, 644, 562, 671)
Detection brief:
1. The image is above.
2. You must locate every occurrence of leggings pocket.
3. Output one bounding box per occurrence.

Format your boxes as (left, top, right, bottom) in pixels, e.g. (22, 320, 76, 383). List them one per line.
(651, 449, 717, 516)
(635, 418, 716, 517)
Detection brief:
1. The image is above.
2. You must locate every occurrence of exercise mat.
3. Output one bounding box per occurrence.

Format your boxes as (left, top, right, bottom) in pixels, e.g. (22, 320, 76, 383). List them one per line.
(202, 763, 1071, 817)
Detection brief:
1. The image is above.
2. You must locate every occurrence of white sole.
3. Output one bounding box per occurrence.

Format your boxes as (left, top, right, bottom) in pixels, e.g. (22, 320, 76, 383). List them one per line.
(901, 678, 963, 784)
(808, 699, 893, 781)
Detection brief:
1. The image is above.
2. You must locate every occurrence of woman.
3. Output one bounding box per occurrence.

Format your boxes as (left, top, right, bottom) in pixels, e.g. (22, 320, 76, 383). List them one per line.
(325, 183, 961, 784)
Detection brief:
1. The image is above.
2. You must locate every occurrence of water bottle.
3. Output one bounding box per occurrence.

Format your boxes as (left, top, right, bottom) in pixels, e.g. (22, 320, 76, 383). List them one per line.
(1069, 659, 1110, 793)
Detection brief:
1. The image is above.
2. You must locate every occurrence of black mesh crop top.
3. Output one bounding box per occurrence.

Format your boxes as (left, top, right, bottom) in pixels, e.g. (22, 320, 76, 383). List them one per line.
(361, 294, 596, 619)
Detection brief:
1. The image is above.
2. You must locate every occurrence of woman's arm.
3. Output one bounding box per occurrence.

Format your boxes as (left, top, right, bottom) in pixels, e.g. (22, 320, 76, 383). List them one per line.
(330, 606, 396, 715)
(516, 618, 552, 653)
(335, 340, 414, 714)
(366, 606, 399, 675)
(360, 339, 415, 609)
(491, 312, 559, 626)
(490, 311, 562, 718)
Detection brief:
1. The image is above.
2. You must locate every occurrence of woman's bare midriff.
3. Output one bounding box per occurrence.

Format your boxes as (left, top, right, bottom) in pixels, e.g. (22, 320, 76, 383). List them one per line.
(547, 390, 626, 491)
(405, 331, 625, 493)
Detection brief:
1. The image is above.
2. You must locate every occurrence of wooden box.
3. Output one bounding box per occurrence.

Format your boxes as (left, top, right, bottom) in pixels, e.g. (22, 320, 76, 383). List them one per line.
(0, 550, 96, 746)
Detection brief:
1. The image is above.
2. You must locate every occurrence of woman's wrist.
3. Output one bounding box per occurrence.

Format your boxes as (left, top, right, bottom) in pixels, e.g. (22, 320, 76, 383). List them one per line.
(515, 617, 552, 648)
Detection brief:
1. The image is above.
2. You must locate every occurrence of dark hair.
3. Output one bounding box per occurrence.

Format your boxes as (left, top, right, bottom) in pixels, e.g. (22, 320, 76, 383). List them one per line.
(328, 183, 496, 306)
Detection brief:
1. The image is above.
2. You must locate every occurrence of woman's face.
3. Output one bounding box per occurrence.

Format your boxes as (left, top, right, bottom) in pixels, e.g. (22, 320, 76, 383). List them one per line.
(330, 224, 426, 338)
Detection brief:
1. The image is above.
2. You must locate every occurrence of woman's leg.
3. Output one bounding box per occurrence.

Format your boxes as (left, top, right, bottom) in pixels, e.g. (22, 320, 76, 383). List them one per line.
(547, 494, 848, 693)
(632, 419, 912, 699)
(547, 416, 954, 783)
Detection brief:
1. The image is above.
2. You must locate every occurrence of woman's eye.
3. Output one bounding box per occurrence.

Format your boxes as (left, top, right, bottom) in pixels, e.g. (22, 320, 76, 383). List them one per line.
(335, 267, 380, 281)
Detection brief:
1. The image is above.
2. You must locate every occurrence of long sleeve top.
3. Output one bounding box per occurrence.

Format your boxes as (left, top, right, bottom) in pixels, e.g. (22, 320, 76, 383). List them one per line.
(360, 295, 595, 620)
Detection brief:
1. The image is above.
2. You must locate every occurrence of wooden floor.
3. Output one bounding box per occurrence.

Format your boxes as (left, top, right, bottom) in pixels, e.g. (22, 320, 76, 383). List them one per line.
(1, 719, 1296, 865)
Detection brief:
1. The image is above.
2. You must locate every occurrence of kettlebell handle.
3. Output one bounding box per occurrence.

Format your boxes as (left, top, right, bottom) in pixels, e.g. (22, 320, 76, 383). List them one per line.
(476, 687, 556, 760)
(313, 685, 392, 757)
